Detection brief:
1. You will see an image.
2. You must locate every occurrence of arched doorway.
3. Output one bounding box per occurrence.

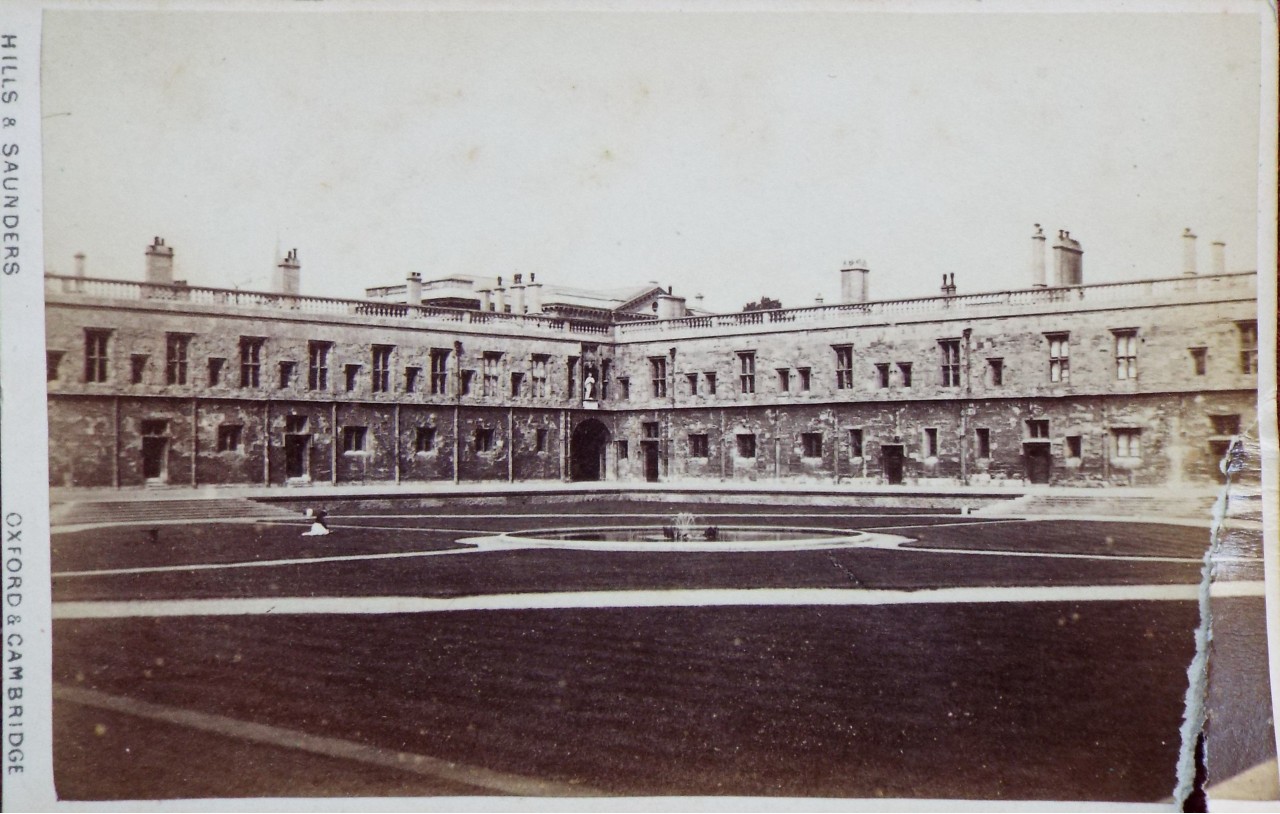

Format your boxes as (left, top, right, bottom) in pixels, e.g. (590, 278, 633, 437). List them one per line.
(570, 418, 611, 481)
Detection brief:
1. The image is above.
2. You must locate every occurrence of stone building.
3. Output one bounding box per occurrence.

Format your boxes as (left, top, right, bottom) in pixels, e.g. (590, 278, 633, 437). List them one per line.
(44, 229, 1259, 489)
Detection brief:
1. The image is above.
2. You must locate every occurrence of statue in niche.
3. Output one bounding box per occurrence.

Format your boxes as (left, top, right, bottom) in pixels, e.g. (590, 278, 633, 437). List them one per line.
(583, 374, 596, 401)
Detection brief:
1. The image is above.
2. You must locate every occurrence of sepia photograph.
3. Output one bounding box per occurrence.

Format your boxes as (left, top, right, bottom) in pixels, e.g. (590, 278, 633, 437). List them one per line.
(2, 1, 1277, 809)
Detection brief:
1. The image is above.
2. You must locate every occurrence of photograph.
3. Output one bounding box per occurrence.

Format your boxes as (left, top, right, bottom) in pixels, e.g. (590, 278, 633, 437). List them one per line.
(3, 1, 1276, 809)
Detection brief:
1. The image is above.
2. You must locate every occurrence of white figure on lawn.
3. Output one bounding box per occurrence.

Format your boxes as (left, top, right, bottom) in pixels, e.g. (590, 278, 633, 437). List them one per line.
(302, 507, 331, 536)
(583, 374, 596, 401)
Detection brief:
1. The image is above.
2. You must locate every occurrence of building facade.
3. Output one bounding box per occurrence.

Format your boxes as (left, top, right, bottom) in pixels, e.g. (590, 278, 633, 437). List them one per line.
(44, 232, 1259, 489)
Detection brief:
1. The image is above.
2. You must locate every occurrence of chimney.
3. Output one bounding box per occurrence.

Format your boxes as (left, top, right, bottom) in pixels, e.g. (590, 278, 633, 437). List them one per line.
(695, 293, 705, 308)
(274, 248, 300, 295)
(526, 276, 543, 314)
(493, 278, 507, 313)
(406, 271, 423, 305)
(1030, 224, 1047, 287)
(144, 236, 174, 285)
(1053, 230, 1083, 286)
(655, 292, 687, 319)
(510, 273, 526, 314)
(1182, 228, 1197, 276)
(478, 288, 492, 311)
(1211, 241, 1226, 275)
(840, 259, 870, 304)
(815, 293, 824, 306)
(74, 252, 86, 278)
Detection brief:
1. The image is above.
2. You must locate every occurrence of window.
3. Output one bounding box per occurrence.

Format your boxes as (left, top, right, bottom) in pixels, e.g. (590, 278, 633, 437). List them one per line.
(165, 333, 191, 385)
(600, 360, 611, 400)
(405, 366, 421, 393)
(689, 433, 710, 458)
(1238, 320, 1258, 374)
(738, 352, 756, 393)
(1210, 414, 1241, 435)
(567, 356, 579, 398)
(939, 339, 961, 388)
(616, 440, 629, 459)
(777, 369, 791, 392)
(208, 357, 225, 387)
(284, 416, 307, 433)
(308, 342, 331, 390)
(736, 433, 757, 458)
(342, 426, 367, 453)
(372, 345, 393, 393)
(430, 348, 450, 395)
(239, 337, 263, 388)
(415, 426, 436, 453)
(474, 427, 494, 452)
(217, 424, 242, 452)
(1113, 330, 1138, 380)
(975, 428, 991, 459)
(643, 421, 661, 439)
(988, 358, 1004, 387)
(481, 352, 502, 397)
(835, 346, 854, 389)
(1112, 428, 1142, 458)
(1047, 333, 1070, 383)
(344, 364, 361, 392)
(801, 432, 823, 458)
(1027, 419, 1050, 438)
(130, 354, 148, 385)
(460, 370, 475, 395)
(530, 355, 549, 398)
(278, 361, 296, 389)
(536, 428, 549, 453)
(617, 376, 630, 400)
(897, 362, 912, 388)
(798, 368, 811, 391)
(140, 419, 168, 437)
(687, 372, 699, 395)
(510, 371, 524, 397)
(1190, 347, 1207, 376)
(46, 350, 64, 382)
(876, 363, 890, 389)
(705, 372, 717, 395)
(84, 329, 110, 383)
(849, 428, 864, 458)
(650, 357, 668, 398)
(1066, 435, 1082, 459)
(924, 427, 939, 457)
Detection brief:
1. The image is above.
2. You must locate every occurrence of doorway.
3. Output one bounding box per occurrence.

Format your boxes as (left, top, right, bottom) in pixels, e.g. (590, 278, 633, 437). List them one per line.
(570, 418, 610, 481)
(1024, 442, 1052, 484)
(140, 419, 169, 483)
(641, 441, 660, 482)
(285, 434, 311, 480)
(880, 444, 905, 485)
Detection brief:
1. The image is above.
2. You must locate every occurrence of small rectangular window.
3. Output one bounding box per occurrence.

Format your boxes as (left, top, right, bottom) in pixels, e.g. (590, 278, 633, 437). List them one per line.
(342, 426, 367, 453)
(405, 366, 422, 393)
(1066, 435, 1082, 459)
(1027, 419, 1050, 439)
(1113, 330, 1138, 380)
(689, 433, 710, 458)
(1237, 321, 1258, 374)
(208, 357, 225, 387)
(687, 372, 699, 395)
(849, 428, 864, 458)
(474, 427, 494, 452)
(650, 357, 668, 398)
(1047, 333, 1070, 383)
(736, 433, 757, 458)
(239, 337, 264, 388)
(976, 428, 991, 459)
(924, 427, 939, 457)
(705, 372, 717, 395)
(738, 352, 756, 394)
(372, 345, 394, 393)
(777, 369, 791, 392)
(1112, 428, 1142, 458)
(536, 428, 549, 453)
(217, 424, 242, 452)
(897, 362, 912, 388)
(165, 333, 191, 385)
(1210, 414, 1241, 436)
(46, 350, 65, 382)
(643, 421, 661, 439)
(284, 415, 308, 434)
(798, 368, 811, 391)
(530, 354, 549, 398)
(482, 351, 502, 397)
(801, 432, 823, 458)
(617, 376, 630, 400)
(140, 419, 169, 437)
(344, 364, 361, 392)
(415, 426, 436, 453)
(84, 329, 111, 384)
(939, 340, 961, 388)
(430, 348, 451, 395)
(510, 371, 524, 397)
(1190, 347, 1207, 376)
(834, 346, 854, 389)
(876, 363, 890, 389)
(308, 342, 331, 391)
(616, 440, 629, 459)
(988, 358, 1004, 387)
(567, 355, 579, 398)
(460, 369, 475, 395)
(130, 354, 148, 385)
(278, 361, 296, 389)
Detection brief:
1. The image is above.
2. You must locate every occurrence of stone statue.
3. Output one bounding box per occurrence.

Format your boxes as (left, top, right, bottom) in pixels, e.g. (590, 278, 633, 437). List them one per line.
(583, 374, 596, 400)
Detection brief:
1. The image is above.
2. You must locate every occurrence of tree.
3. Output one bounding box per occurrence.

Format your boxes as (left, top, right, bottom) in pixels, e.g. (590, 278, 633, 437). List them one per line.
(743, 296, 782, 312)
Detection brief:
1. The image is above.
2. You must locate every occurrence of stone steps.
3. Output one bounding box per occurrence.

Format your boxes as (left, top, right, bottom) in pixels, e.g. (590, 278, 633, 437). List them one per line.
(977, 493, 1219, 520)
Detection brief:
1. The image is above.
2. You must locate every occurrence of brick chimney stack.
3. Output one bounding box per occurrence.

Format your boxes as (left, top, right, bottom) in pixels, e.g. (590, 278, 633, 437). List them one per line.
(1053, 230, 1083, 286)
(1030, 224, 1047, 287)
(1182, 228, 1197, 276)
(511, 273, 526, 314)
(275, 248, 300, 295)
(840, 259, 870, 304)
(144, 237, 174, 285)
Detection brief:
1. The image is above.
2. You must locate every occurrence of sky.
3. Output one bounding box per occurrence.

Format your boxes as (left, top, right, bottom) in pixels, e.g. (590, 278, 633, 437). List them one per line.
(40, 5, 1265, 312)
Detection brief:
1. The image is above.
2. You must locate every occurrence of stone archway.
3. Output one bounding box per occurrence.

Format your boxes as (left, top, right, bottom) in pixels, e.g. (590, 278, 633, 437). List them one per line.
(570, 418, 611, 482)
